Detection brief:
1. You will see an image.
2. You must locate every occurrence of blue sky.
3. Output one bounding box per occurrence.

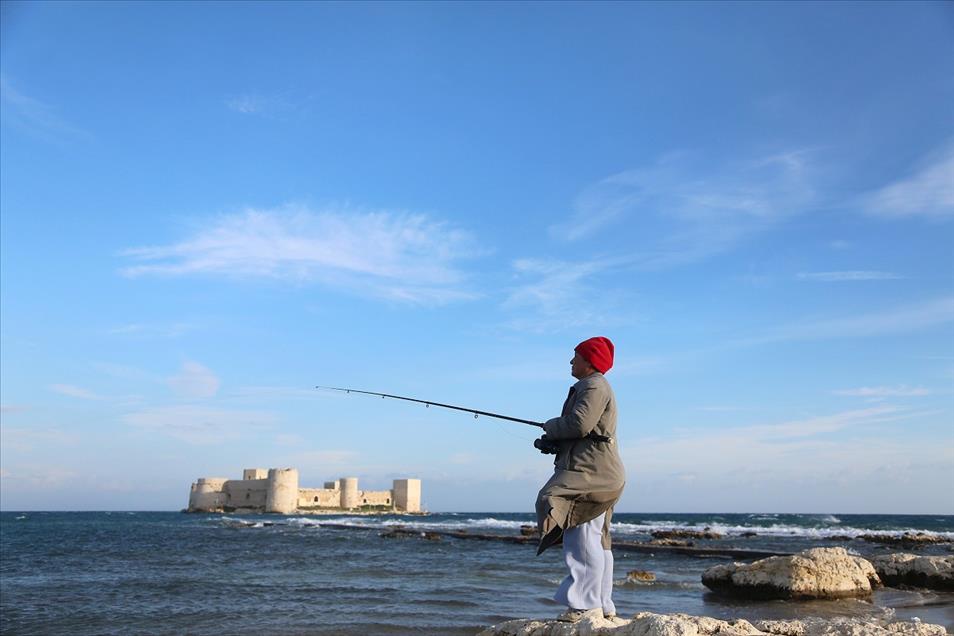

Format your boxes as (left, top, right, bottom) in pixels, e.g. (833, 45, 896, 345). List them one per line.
(1, 2, 952, 513)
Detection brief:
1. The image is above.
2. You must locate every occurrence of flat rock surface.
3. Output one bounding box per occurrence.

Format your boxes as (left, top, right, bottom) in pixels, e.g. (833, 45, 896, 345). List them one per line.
(701, 547, 881, 600)
(477, 611, 946, 636)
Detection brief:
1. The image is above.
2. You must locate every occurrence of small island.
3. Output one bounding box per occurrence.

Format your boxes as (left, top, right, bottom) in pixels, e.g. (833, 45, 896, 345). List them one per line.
(186, 468, 422, 514)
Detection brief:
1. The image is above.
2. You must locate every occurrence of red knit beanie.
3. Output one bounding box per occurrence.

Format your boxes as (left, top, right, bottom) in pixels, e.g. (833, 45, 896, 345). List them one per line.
(575, 336, 614, 374)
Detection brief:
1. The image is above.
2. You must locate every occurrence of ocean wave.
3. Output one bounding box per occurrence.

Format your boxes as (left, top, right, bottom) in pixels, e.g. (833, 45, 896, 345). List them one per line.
(218, 514, 953, 541)
(607, 521, 954, 541)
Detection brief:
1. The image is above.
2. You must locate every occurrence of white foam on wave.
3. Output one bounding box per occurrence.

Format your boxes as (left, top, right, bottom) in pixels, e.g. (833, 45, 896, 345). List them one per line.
(220, 514, 953, 541)
(378, 517, 528, 531)
(608, 520, 954, 541)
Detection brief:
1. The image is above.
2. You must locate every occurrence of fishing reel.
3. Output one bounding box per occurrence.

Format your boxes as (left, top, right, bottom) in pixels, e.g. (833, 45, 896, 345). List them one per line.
(533, 436, 560, 455)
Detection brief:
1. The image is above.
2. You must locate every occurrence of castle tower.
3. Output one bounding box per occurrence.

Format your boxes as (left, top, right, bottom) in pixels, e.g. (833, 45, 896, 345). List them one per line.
(393, 478, 421, 513)
(243, 468, 268, 480)
(188, 477, 228, 511)
(339, 477, 359, 509)
(265, 468, 299, 513)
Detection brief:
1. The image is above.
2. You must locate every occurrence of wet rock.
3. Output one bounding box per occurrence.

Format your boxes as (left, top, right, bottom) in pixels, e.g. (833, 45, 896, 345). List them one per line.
(859, 532, 947, 547)
(740, 531, 758, 538)
(652, 527, 724, 540)
(476, 612, 945, 636)
(869, 553, 954, 590)
(625, 569, 656, 583)
(648, 538, 694, 547)
(701, 547, 881, 600)
(520, 525, 541, 537)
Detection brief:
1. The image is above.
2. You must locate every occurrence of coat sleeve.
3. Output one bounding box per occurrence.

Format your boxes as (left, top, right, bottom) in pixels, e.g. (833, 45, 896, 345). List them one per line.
(543, 384, 607, 440)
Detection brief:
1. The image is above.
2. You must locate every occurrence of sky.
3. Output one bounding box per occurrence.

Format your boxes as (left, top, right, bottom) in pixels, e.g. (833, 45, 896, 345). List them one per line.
(1, 1, 952, 514)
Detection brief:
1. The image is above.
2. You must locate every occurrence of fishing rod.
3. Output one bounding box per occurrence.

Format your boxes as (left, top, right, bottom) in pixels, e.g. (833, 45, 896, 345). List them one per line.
(315, 385, 544, 427)
(314, 385, 612, 450)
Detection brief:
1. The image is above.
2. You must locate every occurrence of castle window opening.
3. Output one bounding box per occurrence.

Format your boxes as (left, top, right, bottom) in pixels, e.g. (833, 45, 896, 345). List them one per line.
(314, 496, 318, 502)
(363, 498, 367, 504)
(386, 498, 390, 504)
(246, 493, 250, 500)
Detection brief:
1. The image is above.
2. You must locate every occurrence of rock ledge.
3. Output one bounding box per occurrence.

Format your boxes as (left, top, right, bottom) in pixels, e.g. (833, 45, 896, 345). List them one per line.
(701, 547, 881, 600)
(477, 611, 946, 636)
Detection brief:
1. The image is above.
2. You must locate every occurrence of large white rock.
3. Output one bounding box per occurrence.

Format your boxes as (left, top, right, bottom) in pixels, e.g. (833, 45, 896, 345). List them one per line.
(701, 547, 881, 600)
(476, 612, 946, 636)
(869, 553, 954, 590)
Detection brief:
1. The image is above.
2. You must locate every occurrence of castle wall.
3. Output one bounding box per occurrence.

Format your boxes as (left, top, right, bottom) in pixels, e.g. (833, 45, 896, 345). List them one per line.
(357, 490, 392, 506)
(243, 468, 268, 480)
(298, 488, 339, 508)
(224, 479, 268, 509)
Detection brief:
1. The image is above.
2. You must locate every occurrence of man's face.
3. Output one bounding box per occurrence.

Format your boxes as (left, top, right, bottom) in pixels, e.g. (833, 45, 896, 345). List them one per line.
(570, 352, 594, 379)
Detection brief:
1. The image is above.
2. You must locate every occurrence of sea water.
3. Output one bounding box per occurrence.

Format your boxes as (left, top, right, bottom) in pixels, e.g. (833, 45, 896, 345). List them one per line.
(1, 512, 952, 635)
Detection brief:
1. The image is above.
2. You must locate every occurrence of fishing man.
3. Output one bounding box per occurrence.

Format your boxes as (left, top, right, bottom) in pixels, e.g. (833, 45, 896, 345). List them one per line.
(534, 336, 626, 624)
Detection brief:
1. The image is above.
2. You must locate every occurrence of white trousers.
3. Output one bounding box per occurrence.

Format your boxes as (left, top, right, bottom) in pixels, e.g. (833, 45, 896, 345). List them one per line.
(553, 512, 616, 614)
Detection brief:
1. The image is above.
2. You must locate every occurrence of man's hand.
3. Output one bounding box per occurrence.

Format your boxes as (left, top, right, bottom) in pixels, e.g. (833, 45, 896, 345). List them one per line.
(533, 435, 560, 455)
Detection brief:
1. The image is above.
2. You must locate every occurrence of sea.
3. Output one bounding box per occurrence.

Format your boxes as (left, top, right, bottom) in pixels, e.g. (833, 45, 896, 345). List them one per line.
(1, 512, 952, 635)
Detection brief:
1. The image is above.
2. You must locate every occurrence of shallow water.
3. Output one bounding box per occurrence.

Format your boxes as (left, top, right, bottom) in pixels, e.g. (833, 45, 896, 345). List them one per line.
(1, 512, 952, 635)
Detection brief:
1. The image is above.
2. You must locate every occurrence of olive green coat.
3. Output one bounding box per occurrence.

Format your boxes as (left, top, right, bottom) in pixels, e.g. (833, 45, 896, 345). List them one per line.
(535, 372, 625, 555)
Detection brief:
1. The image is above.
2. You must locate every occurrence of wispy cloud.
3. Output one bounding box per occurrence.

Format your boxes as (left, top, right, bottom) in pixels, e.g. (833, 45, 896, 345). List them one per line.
(123, 405, 276, 444)
(862, 142, 954, 220)
(501, 257, 632, 332)
(628, 406, 940, 479)
(121, 205, 480, 304)
(167, 361, 220, 399)
(797, 271, 903, 282)
(1, 427, 80, 453)
(623, 406, 954, 512)
(0, 75, 89, 142)
(743, 296, 954, 345)
(225, 93, 299, 116)
(108, 323, 193, 338)
(549, 149, 816, 267)
(49, 384, 102, 400)
(833, 386, 931, 398)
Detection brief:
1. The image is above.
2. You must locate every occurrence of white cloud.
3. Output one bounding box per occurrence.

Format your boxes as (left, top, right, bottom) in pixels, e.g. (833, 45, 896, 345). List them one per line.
(0, 465, 79, 489)
(624, 406, 950, 487)
(292, 450, 359, 465)
(167, 361, 221, 399)
(121, 205, 479, 304)
(833, 386, 931, 398)
(1, 427, 79, 453)
(797, 271, 903, 282)
(225, 93, 299, 116)
(0, 75, 89, 142)
(863, 143, 954, 220)
(746, 296, 954, 344)
(548, 149, 816, 267)
(123, 405, 276, 444)
(501, 257, 635, 333)
(108, 323, 193, 338)
(275, 433, 307, 446)
(49, 384, 102, 400)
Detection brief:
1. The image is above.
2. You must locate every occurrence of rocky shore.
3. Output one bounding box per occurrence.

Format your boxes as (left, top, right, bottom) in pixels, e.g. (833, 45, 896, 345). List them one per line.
(480, 548, 954, 636)
(700, 547, 954, 599)
(478, 611, 946, 636)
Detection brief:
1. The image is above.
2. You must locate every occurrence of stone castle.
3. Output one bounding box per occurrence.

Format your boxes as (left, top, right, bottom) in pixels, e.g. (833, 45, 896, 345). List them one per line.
(187, 468, 422, 514)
